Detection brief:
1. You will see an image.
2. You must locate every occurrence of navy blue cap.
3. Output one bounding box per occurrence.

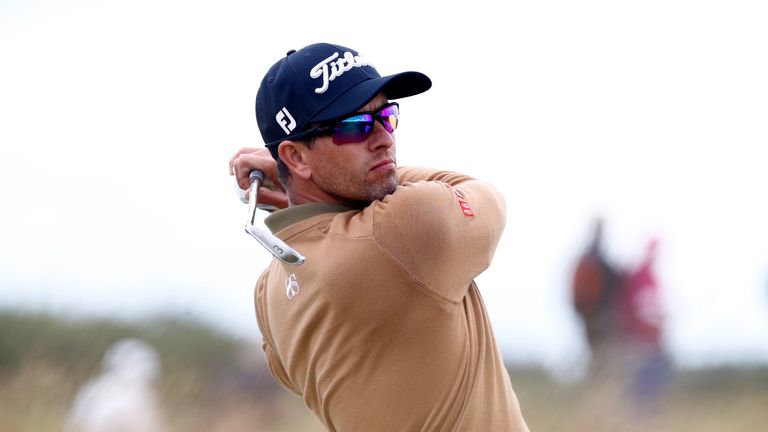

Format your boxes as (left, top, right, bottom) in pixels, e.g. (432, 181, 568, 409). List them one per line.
(255, 43, 432, 159)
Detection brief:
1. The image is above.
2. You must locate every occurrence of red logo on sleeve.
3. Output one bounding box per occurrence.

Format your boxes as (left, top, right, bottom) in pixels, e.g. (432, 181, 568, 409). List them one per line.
(454, 189, 474, 217)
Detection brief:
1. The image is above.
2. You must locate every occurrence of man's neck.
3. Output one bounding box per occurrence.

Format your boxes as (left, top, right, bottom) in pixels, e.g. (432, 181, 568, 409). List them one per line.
(288, 186, 365, 208)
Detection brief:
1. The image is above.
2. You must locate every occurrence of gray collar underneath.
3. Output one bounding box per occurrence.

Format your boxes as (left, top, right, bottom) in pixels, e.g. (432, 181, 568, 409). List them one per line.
(264, 203, 353, 233)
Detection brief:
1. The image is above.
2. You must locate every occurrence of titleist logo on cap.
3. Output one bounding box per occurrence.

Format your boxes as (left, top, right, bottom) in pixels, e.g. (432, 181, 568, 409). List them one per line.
(310, 51, 371, 94)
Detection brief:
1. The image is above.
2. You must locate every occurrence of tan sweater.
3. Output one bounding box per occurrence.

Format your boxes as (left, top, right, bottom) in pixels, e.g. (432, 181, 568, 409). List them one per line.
(255, 167, 529, 432)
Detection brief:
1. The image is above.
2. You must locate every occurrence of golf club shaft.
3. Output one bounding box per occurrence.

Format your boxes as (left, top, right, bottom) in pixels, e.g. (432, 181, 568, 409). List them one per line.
(246, 170, 305, 265)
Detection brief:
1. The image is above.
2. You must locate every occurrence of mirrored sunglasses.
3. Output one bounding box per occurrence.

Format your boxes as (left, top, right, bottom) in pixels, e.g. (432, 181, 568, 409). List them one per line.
(295, 102, 400, 145)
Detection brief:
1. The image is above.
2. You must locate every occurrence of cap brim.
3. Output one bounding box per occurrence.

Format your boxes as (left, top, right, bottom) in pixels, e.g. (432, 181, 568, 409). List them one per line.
(311, 71, 431, 123)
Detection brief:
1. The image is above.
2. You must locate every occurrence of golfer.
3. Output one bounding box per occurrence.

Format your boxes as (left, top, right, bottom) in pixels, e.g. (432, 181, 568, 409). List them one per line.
(229, 42, 529, 432)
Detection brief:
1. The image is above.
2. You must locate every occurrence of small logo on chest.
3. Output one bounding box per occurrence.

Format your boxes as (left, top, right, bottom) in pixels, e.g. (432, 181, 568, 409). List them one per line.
(285, 274, 300, 300)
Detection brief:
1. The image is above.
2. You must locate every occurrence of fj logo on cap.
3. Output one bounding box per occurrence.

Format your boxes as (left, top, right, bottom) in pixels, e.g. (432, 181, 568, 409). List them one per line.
(276, 107, 296, 135)
(310, 51, 371, 94)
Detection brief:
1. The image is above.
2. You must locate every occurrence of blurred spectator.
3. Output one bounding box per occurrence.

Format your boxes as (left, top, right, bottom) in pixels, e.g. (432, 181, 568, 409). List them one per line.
(571, 217, 624, 371)
(618, 238, 664, 350)
(618, 237, 671, 416)
(65, 338, 167, 432)
(571, 223, 672, 425)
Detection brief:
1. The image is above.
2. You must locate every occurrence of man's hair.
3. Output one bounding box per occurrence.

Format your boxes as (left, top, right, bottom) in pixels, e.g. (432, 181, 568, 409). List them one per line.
(276, 137, 315, 186)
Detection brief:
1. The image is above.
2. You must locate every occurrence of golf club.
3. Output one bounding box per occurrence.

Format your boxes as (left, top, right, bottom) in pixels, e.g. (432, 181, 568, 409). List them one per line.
(244, 170, 305, 265)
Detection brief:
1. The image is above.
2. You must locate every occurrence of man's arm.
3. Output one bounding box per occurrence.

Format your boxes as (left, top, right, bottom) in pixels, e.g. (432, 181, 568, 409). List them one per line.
(373, 167, 507, 303)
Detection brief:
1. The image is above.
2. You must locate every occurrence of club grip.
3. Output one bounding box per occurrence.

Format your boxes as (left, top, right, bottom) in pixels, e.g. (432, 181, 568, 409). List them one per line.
(249, 170, 265, 185)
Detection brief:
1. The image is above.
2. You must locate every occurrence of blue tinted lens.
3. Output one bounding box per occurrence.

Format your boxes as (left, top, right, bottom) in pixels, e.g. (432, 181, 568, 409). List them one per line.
(329, 103, 400, 144)
(332, 114, 373, 144)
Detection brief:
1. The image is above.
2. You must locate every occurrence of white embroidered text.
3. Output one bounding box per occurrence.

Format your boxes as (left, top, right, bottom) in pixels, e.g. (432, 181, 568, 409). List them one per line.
(310, 51, 371, 94)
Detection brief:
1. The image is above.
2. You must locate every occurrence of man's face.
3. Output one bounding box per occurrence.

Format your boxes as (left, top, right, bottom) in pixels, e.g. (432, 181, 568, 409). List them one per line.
(305, 93, 398, 205)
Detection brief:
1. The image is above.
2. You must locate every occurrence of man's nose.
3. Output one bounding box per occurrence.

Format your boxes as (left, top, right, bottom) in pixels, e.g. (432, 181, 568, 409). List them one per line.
(367, 120, 394, 151)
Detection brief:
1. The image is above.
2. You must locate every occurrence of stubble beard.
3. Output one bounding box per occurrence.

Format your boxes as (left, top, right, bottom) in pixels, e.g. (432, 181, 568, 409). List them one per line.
(362, 170, 398, 202)
(316, 157, 398, 206)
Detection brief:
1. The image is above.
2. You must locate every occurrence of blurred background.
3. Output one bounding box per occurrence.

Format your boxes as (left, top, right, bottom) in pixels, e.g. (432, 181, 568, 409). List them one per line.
(1, 0, 767, 430)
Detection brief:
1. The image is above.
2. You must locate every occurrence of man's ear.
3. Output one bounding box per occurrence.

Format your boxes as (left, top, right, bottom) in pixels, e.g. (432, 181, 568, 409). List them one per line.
(278, 141, 312, 180)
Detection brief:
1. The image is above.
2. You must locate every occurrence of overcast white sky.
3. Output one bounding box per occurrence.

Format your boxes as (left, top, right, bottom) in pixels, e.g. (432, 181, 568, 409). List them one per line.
(1, 0, 767, 375)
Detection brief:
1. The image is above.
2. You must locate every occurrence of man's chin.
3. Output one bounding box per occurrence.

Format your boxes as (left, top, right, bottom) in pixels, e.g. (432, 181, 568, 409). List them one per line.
(367, 177, 398, 202)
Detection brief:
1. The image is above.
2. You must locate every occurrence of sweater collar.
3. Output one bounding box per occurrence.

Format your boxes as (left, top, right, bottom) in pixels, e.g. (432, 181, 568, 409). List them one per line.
(264, 203, 353, 233)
